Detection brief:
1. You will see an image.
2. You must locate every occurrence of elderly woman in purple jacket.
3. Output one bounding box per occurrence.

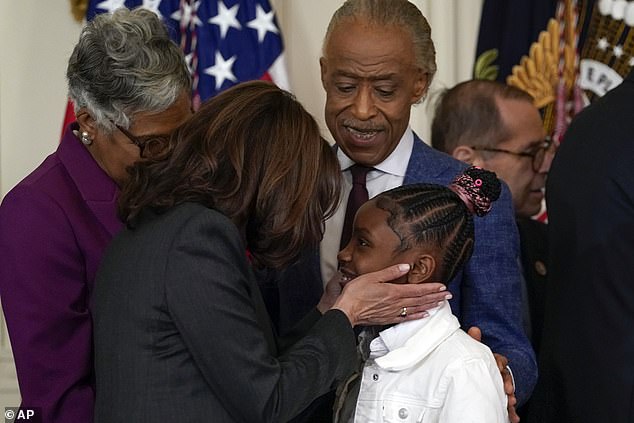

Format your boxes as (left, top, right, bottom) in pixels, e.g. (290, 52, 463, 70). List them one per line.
(0, 8, 192, 422)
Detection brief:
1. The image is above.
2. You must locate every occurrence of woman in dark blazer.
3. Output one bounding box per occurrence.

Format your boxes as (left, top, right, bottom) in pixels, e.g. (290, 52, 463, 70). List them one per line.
(93, 81, 447, 422)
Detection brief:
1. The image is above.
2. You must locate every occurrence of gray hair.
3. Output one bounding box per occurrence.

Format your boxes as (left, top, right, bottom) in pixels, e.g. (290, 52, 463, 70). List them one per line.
(66, 7, 191, 132)
(323, 0, 437, 83)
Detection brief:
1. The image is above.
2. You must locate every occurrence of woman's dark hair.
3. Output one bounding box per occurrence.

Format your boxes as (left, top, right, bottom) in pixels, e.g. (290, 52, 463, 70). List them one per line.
(375, 167, 501, 283)
(119, 81, 342, 268)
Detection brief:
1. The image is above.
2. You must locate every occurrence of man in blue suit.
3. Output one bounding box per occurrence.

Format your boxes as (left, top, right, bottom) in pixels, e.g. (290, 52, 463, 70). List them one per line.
(321, 0, 536, 414)
(272, 1, 535, 421)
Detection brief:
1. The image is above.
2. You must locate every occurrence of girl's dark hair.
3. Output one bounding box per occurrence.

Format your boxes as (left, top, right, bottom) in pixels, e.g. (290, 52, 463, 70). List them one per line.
(118, 81, 342, 268)
(375, 166, 501, 283)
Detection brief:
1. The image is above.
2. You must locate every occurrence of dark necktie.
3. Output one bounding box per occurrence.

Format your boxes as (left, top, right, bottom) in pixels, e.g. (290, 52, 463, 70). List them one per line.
(340, 165, 371, 250)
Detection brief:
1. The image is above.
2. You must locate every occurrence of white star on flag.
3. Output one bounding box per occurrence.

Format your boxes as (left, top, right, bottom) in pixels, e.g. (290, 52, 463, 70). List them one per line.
(204, 51, 238, 90)
(81, 0, 289, 107)
(209, 1, 242, 39)
(247, 3, 278, 42)
(96, 0, 127, 13)
(141, 0, 164, 19)
(171, 0, 203, 28)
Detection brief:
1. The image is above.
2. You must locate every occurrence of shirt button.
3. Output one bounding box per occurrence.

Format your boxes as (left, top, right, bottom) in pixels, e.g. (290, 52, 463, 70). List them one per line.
(398, 408, 409, 419)
(372, 373, 379, 381)
(535, 260, 547, 276)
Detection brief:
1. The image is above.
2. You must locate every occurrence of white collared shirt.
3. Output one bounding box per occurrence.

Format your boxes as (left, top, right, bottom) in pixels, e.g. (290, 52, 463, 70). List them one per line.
(320, 128, 415, 285)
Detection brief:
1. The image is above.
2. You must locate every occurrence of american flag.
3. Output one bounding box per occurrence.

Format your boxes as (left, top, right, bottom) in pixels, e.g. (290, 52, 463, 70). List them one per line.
(63, 0, 289, 130)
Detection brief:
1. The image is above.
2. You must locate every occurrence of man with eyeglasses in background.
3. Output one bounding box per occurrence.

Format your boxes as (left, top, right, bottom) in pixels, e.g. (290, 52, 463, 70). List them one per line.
(431, 79, 555, 376)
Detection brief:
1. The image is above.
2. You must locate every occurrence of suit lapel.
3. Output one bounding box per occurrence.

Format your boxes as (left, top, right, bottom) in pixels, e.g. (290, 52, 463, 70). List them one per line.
(404, 132, 457, 184)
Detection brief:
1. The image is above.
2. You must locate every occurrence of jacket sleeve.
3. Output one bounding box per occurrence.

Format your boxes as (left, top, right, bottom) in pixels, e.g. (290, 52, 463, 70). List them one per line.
(0, 186, 94, 423)
(439, 356, 509, 422)
(450, 182, 537, 405)
(164, 209, 358, 422)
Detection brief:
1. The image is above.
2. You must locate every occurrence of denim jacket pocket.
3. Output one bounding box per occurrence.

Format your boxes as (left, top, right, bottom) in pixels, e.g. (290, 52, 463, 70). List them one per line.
(381, 395, 428, 423)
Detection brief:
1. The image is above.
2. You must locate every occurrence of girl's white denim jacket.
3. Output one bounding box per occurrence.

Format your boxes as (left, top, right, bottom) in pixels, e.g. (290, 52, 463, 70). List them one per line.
(339, 301, 509, 423)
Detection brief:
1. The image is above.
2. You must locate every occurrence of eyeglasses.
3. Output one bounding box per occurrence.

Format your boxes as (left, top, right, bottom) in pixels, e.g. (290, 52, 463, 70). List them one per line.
(113, 123, 169, 159)
(471, 137, 554, 172)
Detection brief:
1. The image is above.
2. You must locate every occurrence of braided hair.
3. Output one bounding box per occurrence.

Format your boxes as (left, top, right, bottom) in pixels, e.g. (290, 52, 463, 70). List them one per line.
(374, 166, 501, 283)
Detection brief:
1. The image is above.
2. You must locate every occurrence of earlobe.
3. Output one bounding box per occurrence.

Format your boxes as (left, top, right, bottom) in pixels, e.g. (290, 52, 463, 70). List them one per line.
(412, 71, 429, 103)
(408, 255, 436, 283)
(75, 109, 97, 135)
(319, 57, 328, 90)
(452, 146, 477, 165)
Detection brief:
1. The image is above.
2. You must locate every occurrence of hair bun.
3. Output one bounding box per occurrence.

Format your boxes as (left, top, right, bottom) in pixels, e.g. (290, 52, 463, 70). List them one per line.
(449, 166, 501, 216)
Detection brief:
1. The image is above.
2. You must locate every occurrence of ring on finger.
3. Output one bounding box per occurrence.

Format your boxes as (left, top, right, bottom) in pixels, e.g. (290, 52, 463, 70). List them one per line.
(399, 306, 407, 318)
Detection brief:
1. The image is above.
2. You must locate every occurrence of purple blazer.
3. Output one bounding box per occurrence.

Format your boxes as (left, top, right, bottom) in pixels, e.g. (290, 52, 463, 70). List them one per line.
(0, 123, 122, 423)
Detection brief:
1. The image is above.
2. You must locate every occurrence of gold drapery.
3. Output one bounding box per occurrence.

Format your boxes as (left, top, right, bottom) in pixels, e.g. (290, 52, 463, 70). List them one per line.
(69, 0, 89, 22)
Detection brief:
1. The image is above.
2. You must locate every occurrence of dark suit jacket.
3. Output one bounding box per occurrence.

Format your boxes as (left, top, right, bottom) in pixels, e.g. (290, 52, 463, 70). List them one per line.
(515, 218, 548, 422)
(0, 123, 121, 423)
(517, 217, 548, 355)
(529, 69, 634, 422)
(93, 203, 357, 423)
(274, 135, 537, 407)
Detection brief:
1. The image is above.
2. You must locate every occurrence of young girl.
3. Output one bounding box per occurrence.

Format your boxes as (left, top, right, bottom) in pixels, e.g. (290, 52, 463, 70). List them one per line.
(335, 166, 509, 423)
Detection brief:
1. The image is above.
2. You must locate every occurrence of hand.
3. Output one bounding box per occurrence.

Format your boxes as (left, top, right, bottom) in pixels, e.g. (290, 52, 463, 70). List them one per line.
(317, 272, 345, 314)
(496, 354, 519, 423)
(467, 326, 519, 423)
(332, 264, 450, 327)
(467, 326, 482, 342)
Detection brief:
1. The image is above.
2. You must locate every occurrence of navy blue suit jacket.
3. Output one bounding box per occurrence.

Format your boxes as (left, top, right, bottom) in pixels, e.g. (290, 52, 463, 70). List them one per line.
(270, 134, 537, 405)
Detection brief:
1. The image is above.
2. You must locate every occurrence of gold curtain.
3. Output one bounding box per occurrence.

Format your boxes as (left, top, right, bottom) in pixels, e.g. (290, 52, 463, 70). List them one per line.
(70, 0, 89, 22)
